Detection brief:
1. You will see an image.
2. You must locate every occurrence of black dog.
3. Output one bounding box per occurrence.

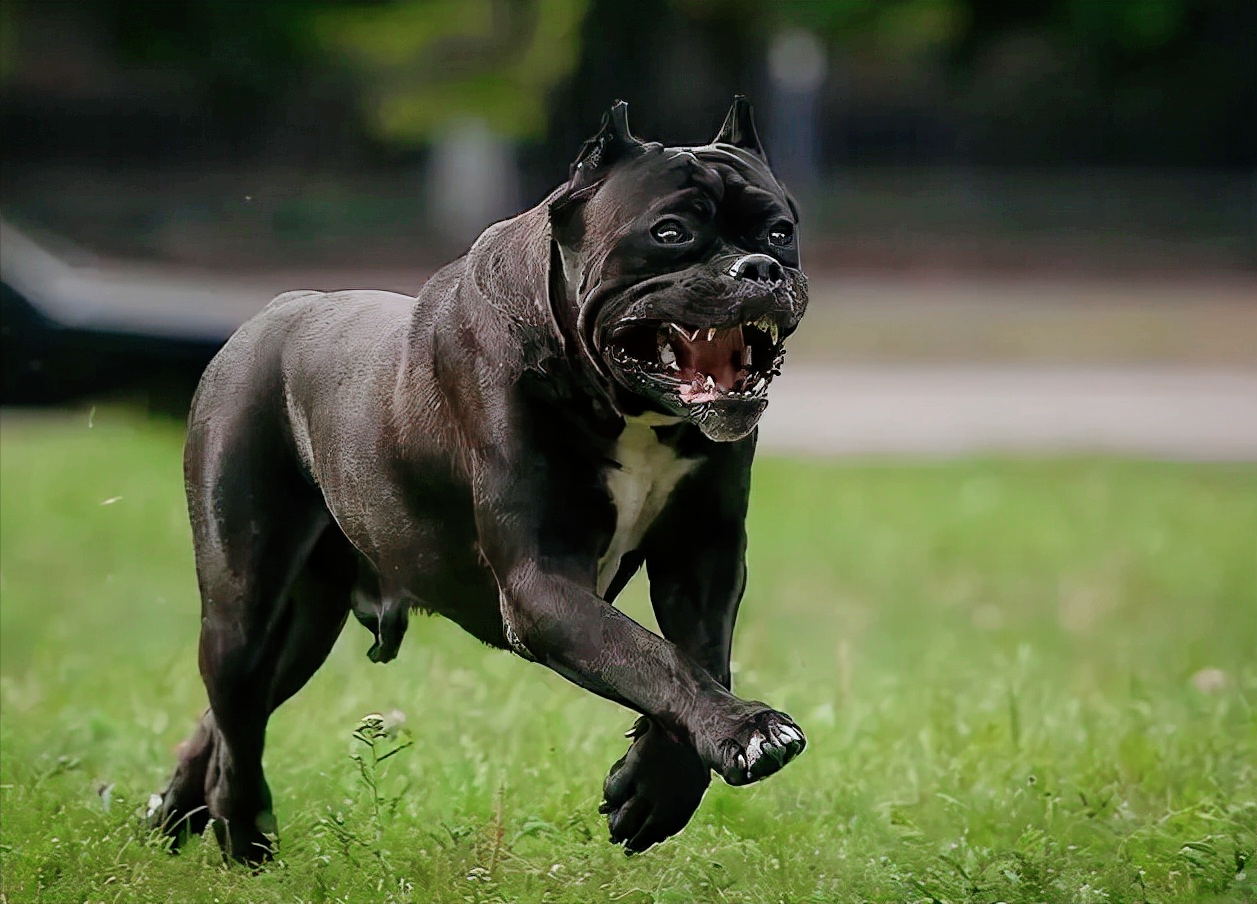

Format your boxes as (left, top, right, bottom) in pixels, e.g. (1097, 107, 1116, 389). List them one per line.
(149, 97, 808, 862)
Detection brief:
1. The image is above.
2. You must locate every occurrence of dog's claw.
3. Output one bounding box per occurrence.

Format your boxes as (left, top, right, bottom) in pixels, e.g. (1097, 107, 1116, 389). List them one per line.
(719, 710, 806, 786)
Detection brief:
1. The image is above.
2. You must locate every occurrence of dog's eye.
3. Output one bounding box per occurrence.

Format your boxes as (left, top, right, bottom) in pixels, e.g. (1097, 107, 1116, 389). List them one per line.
(651, 219, 692, 245)
(768, 222, 795, 247)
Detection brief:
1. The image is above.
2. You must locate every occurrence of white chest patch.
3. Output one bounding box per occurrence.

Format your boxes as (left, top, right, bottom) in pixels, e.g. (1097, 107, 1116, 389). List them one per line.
(597, 415, 699, 597)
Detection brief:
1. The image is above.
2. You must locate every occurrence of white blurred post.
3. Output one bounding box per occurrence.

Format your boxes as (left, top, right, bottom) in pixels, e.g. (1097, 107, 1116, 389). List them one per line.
(427, 117, 519, 248)
(767, 28, 827, 194)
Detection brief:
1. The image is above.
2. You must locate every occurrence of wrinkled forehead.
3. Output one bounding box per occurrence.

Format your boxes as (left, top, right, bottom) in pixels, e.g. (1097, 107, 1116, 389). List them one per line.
(690, 145, 782, 196)
(592, 143, 789, 218)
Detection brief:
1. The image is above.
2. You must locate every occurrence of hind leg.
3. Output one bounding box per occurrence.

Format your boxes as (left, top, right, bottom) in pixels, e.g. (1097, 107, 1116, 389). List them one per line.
(203, 522, 355, 861)
(152, 521, 355, 861)
(148, 709, 217, 844)
(266, 527, 356, 711)
(152, 403, 356, 862)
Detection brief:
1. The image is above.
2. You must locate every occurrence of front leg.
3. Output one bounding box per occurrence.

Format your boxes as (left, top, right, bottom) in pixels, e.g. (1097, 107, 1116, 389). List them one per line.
(602, 435, 805, 851)
(491, 562, 775, 771)
(474, 443, 797, 790)
(648, 435, 805, 782)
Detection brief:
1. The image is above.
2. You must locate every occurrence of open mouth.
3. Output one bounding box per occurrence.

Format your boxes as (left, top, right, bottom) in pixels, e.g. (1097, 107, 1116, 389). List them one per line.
(606, 317, 785, 405)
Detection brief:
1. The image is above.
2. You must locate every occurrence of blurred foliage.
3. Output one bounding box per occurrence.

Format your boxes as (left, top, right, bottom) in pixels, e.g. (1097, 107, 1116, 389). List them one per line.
(1063, 0, 1187, 52)
(2, 0, 587, 143)
(744, 0, 971, 57)
(100, 0, 329, 112)
(678, 0, 1199, 60)
(0, 1, 15, 81)
(312, 0, 589, 143)
(1, 0, 1248, 162)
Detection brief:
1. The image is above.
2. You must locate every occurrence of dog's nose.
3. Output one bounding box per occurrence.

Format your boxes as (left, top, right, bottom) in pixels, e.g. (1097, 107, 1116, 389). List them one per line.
(728, 254, 783, 284)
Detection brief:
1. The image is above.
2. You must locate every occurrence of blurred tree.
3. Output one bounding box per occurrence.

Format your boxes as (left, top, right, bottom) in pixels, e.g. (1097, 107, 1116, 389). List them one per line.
(2, 0, 589, 146)
(0, 1, 16, 81)
(100, 0, 330, 121)
(766, 0, 971, 57)
(672, 0, 970, 61)
(311, 0, 589, 144)
(736, 0, 1197, 60)
(1, 0, 1250, 168)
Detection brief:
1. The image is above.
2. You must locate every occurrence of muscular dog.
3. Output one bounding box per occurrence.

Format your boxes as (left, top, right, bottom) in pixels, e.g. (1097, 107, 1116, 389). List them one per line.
(149, 97, 808, 862)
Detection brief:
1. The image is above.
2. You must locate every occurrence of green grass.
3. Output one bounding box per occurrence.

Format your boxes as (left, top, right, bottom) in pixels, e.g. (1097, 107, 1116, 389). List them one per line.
(1, 408, 1253, 904)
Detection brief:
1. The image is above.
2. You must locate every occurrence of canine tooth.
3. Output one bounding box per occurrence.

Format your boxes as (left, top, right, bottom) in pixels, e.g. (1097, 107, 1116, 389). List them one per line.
(707, 327, 716, 341)
(689, 328, 701, 342)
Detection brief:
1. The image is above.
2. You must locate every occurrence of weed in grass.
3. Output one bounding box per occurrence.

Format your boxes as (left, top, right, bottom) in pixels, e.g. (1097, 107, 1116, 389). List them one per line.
(350, 711, 415, 830)
(307, 712, 415, 880)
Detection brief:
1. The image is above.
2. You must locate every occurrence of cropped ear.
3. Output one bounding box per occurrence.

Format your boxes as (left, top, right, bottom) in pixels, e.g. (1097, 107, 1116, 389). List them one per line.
(712, 95, 764, 157)
(569, 100, 641, 181)
(551, 101, 644, 228)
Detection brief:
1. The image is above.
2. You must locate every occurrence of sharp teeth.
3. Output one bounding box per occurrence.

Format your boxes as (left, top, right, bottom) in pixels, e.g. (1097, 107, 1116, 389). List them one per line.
(689, 328, 701, 342)
(744, 346, 753, 367)
(667, 361, 680, 372)
(707, 327, 716, 341)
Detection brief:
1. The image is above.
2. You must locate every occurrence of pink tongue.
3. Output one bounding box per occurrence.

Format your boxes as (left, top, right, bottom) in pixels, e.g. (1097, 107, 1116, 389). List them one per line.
(679, 380, 721, 404)
(674, 327, 746, 404)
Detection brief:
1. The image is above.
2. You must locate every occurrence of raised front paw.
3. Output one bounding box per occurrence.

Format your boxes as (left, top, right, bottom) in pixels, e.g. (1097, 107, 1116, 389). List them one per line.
(600, 717, 711, 854)
(715, 708, 806, 787)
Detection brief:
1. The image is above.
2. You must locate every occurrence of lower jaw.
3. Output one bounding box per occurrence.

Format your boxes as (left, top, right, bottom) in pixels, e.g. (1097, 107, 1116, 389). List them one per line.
(614, 372, 771, 440)
(688, 396, 769, 442)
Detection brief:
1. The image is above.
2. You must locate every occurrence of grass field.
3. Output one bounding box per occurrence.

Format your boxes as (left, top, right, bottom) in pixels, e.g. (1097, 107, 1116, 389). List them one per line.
(1, 408, 1253, 904)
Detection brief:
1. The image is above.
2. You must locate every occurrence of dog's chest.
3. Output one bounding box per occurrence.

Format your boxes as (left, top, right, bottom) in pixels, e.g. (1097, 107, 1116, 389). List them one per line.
(597, 417, 698, 597)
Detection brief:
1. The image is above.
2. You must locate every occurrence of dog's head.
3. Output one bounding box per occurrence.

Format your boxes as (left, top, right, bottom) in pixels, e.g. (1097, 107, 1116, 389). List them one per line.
(548, 98, 807, 442)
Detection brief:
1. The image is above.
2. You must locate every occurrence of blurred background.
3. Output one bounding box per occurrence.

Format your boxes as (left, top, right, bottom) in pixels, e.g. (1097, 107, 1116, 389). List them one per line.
(2, 0, 1255, 456)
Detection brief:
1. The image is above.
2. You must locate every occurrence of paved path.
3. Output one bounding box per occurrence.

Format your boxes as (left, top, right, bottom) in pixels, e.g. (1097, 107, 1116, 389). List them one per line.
(758, 366, 1257, 461)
